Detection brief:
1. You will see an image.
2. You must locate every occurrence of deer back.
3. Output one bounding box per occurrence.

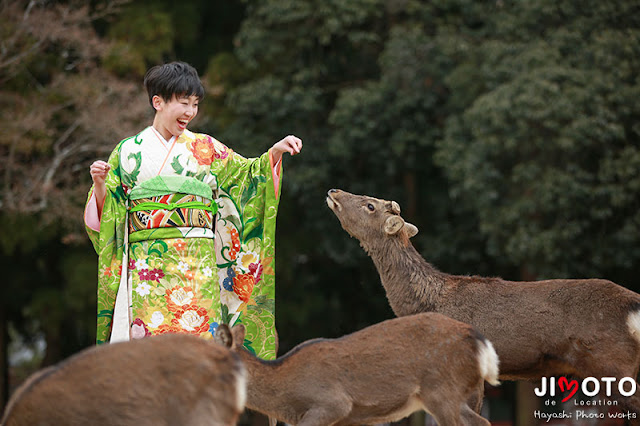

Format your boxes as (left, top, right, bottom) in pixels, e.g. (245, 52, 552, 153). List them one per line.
(2, 334, 246, 426)
(217, 313, 497, 425)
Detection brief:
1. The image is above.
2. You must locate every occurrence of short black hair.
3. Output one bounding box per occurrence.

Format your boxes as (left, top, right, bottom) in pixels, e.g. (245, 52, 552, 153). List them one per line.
(143, 61, 205, 108)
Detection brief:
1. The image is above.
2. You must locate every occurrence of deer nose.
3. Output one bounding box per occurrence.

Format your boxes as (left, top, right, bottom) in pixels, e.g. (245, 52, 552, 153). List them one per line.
(328, 189, 338, 194)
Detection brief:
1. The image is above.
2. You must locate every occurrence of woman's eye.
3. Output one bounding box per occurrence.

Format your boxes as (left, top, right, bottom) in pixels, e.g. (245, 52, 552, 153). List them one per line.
(367, 203, 375, 211)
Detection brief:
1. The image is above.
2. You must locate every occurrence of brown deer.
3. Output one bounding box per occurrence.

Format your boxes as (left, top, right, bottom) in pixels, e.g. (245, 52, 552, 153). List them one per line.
(327, 188, 640, 412)
(214, 313, 499, 426)
(1, 333, 246, 426)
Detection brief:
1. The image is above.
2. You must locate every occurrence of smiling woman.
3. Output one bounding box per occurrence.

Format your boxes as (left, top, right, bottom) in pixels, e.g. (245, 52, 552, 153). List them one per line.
(84, 61, 302, 360)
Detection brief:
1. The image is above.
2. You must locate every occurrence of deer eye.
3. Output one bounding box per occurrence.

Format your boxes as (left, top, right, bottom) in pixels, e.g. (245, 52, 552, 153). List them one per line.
(367, 203, 375, 211)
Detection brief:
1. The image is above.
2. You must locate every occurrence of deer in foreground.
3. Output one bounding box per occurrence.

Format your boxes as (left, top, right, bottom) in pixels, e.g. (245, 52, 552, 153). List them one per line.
(1, 334, 246, 426)
(327, 188, 640, 411)
(214, 312, 499, 426)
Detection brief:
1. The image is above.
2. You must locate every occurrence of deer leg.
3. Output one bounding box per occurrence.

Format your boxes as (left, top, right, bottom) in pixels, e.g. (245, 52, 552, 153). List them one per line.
(427, 406, 464, 426)
(460, 403, 490, 426)
(297, 403, 350, 426)
(465, 382, 485, 413)
(420, 393, 464, 426)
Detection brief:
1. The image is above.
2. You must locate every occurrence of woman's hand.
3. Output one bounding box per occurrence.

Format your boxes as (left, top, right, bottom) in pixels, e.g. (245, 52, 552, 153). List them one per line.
(90, 160, 110, 185)
(90, 160, 110, 217)
(271, 135, 303, 163)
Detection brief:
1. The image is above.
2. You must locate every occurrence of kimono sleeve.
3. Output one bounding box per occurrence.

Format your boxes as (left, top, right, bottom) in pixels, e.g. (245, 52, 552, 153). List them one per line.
(83, 141, 129, 344)
(215, 147, 282, 360)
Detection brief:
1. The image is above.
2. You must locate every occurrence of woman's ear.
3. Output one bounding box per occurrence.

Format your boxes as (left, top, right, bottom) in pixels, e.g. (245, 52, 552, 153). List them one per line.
(152, 95, 163, 111)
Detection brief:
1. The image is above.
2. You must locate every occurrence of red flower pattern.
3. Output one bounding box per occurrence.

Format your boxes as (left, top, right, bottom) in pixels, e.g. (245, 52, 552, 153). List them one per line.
(165, 285, 196, 313)
(138, 269, 152, 281)
(249, 262, 263, 283)
(173, 305, 210, 334)
(189, 136, 216, 165)
(148, 268, 164, 282)
(233, 273, 255, 303)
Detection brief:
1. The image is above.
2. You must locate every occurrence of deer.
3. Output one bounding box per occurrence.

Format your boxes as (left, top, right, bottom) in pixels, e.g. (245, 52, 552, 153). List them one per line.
(214, 312, 500, 426)
(1, 333, 246, 426)
(326, 188, 640, 412)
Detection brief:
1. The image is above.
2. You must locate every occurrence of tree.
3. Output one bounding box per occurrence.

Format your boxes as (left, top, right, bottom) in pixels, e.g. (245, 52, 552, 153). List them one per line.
(0, 0, 147, 222)
(436, 0, 640, 283)
(0, 0, 147, 409)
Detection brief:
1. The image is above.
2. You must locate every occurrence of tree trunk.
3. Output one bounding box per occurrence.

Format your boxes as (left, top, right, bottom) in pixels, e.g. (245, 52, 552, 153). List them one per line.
(403, 171, 417, 220)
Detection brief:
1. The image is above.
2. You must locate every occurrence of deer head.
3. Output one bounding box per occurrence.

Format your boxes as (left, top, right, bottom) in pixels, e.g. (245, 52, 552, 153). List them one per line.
(326, 189, 418, 243)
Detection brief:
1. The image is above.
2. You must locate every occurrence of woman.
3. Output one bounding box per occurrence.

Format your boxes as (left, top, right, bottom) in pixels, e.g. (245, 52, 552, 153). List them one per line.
(85, 61, 301, 359)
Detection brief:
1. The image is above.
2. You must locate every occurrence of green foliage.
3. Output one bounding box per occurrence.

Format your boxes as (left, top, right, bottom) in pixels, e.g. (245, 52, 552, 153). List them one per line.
(102, 41, 147, 78)
(236, 0, 385, 70)
(437, 0, 640, 280)
(106, 5, 174, 71)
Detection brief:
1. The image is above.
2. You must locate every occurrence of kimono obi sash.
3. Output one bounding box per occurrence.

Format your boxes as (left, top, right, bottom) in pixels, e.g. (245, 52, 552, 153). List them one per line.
(127, 176, 218, 243)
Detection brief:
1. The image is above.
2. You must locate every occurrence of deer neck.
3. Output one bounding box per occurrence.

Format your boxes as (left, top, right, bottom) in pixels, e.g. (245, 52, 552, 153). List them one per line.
(236, 350, 297, 422)
(364, 235, 445, 316)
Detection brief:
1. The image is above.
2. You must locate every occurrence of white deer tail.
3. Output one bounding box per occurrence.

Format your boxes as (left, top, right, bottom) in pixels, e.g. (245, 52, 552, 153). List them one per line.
(477, 338, 500, 386)
(626, 308, 640, 345)
(234, 362, 247, 413)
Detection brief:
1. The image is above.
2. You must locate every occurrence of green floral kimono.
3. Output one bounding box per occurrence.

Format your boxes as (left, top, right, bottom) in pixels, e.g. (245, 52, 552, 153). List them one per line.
(85, 127, 281, 359)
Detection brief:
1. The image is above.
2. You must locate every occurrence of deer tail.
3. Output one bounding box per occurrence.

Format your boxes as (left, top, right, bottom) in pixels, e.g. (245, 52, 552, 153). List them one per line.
(234, 358, 247, 413)
(476, 335, 500, 387)
(626, 306, 640, 345)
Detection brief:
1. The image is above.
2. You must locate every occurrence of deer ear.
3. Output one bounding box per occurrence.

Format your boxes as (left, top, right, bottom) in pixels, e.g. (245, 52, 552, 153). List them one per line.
(231, 324, 246, 348)
(384, 216, 405, 235)
(405, 222, 419, 238)
(214, 324, 233, 348)
(390, 201, 401, 215)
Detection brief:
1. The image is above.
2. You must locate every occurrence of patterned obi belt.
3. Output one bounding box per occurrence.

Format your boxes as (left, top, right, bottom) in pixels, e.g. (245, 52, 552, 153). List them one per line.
(127, 176, 218, 243)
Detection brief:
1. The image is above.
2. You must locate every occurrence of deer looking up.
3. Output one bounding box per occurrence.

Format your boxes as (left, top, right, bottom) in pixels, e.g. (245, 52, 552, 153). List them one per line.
(1, 334, 246, 426)
(215, 313, 499, 426)
(327, 188, 640, 411)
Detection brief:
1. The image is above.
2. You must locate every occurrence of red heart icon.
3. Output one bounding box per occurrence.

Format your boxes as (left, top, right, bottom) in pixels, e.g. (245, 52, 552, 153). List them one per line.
(558, 377, 579, 402)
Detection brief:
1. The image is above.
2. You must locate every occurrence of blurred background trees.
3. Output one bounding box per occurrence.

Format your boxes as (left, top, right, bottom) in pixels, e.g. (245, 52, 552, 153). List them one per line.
(1, 0, 639, 423)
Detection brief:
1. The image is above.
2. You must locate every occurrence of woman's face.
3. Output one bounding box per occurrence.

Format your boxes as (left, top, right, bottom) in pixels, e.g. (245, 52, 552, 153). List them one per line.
(152, 94, 199, 140)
